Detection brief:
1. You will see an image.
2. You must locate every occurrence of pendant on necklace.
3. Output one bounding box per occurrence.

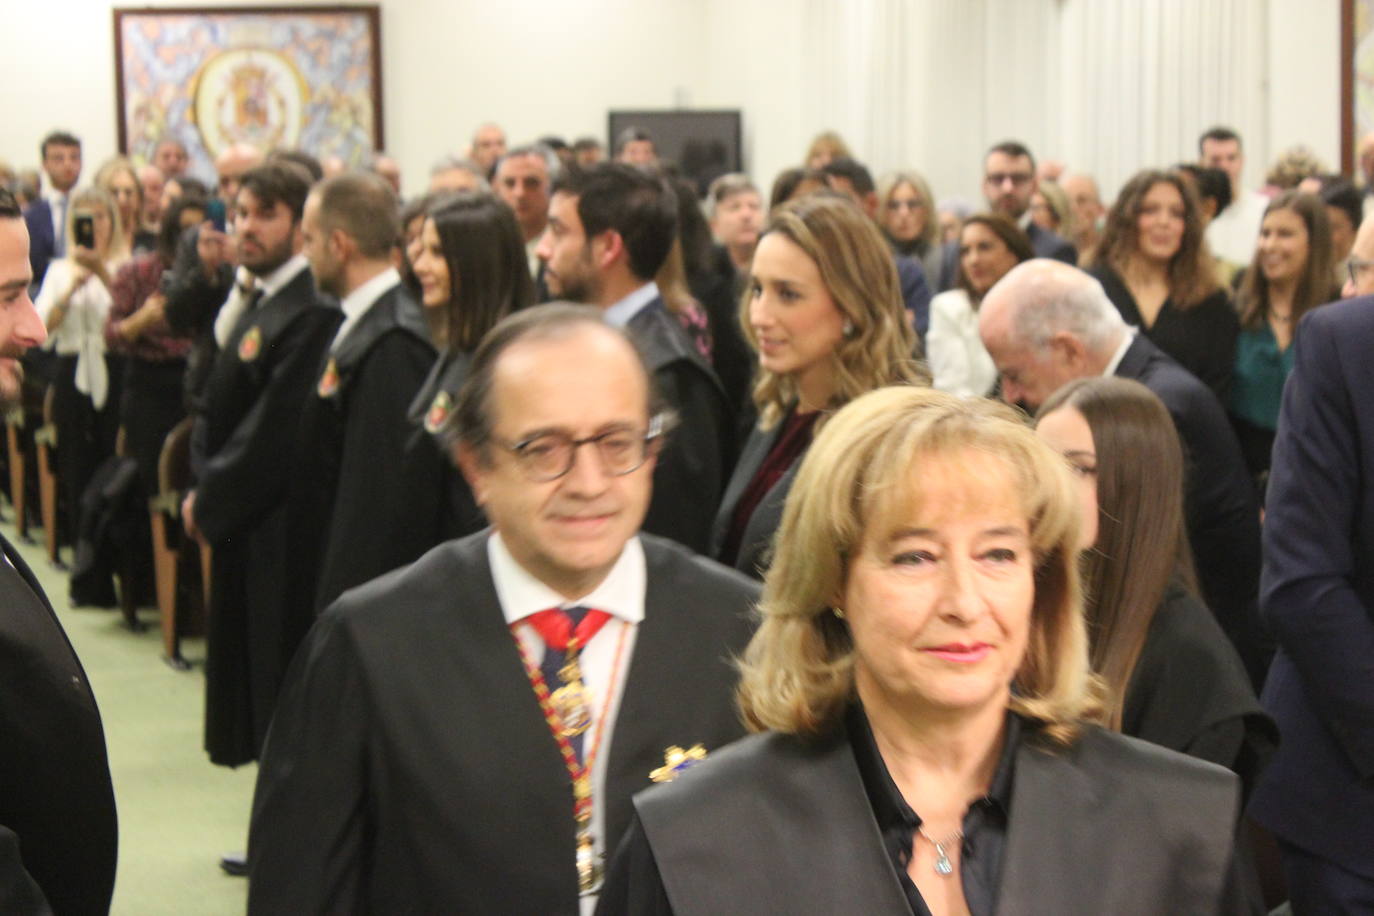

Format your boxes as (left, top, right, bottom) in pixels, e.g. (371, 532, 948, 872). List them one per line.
(932, 841, 954, 876)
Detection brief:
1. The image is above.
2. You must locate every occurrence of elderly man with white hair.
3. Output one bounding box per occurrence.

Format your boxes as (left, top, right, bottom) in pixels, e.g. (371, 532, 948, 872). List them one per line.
(979, 258, 1268, 686)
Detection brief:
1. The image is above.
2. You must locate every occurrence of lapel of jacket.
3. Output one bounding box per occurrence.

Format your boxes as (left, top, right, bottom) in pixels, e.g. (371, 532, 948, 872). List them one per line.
(708, 413, 791, 555)
(1112, 334, 1152, 381)
(996, 738, 1100, 913)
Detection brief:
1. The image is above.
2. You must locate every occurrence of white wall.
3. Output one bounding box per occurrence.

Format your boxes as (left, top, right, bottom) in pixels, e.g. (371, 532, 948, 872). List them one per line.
(0, 0, 1345, 208)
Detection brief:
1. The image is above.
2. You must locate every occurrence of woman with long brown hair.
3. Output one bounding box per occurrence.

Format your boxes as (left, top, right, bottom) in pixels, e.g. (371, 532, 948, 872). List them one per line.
(1087, 168, 1237, 400)
(1036, 377, 1273, 795)
(1230, 190, 1337, 482)
(709, 192, 923, 578)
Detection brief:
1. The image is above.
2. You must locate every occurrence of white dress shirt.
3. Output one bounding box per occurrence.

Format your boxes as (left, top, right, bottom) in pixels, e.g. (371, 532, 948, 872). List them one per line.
(212, 255, 310, 347)
(602, 281, 660, 328)
(330, 267, 401, 352)
(34, 258, 115, 408)
(488, 532, 644, 914)
(1101, 327, 1136, 378)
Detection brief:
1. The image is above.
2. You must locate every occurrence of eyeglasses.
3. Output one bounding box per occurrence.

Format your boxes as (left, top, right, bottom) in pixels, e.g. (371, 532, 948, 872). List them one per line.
(495, 416, 668, 482)
(1348, 258, 1374, 287)
(886, 199, 926, 212)
(985, 172, 1034, 188)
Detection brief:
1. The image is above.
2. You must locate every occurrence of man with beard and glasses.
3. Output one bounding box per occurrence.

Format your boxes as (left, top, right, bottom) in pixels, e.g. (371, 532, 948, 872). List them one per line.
(536, 164, 731, 554)
(0, 186, 119, 913)
(180, 163, 341, 865)
(292, 171, 436, 614)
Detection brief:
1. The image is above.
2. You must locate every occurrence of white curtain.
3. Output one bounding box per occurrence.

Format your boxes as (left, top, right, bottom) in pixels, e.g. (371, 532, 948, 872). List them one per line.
(751, 0, 1269, 211)
(1055, 0, 1270, 203)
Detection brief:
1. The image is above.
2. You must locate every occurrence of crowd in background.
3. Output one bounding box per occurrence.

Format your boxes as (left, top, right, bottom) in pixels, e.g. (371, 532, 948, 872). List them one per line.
(5, 112, 1374, 914)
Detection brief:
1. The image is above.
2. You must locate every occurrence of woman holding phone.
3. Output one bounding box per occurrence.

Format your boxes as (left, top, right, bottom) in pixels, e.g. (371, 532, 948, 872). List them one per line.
(34, 186, 133, 548)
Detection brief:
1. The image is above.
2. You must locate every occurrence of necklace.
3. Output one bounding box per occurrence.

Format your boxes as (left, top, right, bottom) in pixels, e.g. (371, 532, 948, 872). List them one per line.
(917, 825, 963, 876)
(1271, 310, 1293, 323)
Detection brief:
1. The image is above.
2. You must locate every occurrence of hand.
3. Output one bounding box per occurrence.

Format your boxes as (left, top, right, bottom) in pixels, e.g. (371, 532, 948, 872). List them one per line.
(181, 491, 203, 542)
(65, 266, 93, 299)
(197, 222, 234, 277)
(137, 292, 167, 325)
(72, 245, 102, 273)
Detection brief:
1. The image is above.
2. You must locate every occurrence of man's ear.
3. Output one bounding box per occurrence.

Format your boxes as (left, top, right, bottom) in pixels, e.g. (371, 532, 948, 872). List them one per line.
(1048, 331, 1089, 370)
(592, 229, 625, 272)
(330, 227, 353, 262)
(454, 442, 487, 505)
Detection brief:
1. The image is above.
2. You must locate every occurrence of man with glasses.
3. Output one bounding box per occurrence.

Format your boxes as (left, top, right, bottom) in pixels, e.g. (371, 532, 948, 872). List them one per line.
(248, 304, 758, 915)
(940, 140, 1076, 289)
(1342, 213, 1374, 298)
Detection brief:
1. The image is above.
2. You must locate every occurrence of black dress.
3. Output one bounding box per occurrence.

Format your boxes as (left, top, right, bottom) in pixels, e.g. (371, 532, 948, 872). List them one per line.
(1091, 265, 1238, 402)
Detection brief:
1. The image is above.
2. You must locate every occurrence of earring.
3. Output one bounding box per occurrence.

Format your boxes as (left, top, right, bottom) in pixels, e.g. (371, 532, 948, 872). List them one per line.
(842, 320, 855, 338)
(832, 606, 846, 619)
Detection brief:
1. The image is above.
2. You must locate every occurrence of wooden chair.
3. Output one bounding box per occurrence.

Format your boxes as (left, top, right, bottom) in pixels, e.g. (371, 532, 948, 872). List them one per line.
(33, 388, 60, 567)
(5, 407, 27, 540)
(150, 417, 203, 668)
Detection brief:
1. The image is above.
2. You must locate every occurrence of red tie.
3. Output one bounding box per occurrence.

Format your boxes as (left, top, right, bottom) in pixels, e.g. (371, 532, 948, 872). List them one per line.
(525, 606, 612, 652)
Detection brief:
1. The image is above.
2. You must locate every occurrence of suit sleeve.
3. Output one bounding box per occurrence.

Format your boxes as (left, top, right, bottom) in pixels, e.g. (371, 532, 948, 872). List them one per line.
(1261, 314, 1374, 776)
(194, 310, 339, 545)
(248, 610, 368, 915)
(1170, 383, 1265, 682)
(642, 363, 728, 555)
(314, 332, 438, 610)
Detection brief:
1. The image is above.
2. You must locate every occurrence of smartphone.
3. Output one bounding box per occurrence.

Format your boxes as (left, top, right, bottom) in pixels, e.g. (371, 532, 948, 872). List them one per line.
(206, 198, 227, 233)
(74, 214, 96, 249)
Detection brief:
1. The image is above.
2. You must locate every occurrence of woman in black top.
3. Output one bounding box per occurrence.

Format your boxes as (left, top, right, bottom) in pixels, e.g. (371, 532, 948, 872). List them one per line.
(1087, 169, 1237, 401)
(408, 191, 534, 542)
(1036, 377, 1275, 799)
(600, 389, 1245, 916)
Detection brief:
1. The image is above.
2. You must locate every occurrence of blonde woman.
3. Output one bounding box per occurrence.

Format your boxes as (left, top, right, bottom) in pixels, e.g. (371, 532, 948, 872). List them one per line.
(601, 387, 1245, 915)
(34, 186, 132, 545)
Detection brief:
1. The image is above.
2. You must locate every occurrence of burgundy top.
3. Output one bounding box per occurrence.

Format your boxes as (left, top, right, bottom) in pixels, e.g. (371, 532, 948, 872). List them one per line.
(720, 409, 819, 568)
(105, 253, 193, 362)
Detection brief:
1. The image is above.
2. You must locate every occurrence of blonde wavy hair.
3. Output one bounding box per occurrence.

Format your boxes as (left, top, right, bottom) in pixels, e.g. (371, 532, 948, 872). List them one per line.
(737, 386, 1104, 746)
(742, 193, 925, 430)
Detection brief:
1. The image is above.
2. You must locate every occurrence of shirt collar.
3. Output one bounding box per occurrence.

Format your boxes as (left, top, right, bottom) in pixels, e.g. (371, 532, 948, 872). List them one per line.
(602, 281, 660, 328)
(252, 253, 309, 300)
(1017, 210, 1033, 232)
(340, 266, 401, 326)
(847, 702, 1021, 834)
(488, 531, 646, 626)
(43, 186, 71, 205)
(1101, 327, 1136, 378)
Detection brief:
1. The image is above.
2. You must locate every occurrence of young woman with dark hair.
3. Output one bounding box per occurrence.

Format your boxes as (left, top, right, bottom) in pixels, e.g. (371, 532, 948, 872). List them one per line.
(1087, 168, 1237, 401)
(1036, 377, 1274, 798)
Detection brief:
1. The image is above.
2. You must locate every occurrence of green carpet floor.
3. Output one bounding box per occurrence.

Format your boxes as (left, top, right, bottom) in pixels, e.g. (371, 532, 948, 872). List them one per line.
(4, 517, 253, 915)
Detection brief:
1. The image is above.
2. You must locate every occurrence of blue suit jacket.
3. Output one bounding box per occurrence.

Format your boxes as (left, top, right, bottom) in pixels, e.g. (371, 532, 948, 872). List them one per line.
(22, 199, 57, 290)
(1248, 295, 1374, 879)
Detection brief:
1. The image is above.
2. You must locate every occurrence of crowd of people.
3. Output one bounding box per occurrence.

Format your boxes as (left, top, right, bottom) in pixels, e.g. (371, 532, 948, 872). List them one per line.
(2, 115, 1373, 914)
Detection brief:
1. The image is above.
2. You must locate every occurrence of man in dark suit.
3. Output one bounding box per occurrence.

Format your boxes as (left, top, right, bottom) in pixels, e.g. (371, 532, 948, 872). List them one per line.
(1248, 286, 1374, 909)
(537, 163, 732, 554)
(938, 140, 1077, 290)
(295, 171, 438, 612)
(181, 162, 342, 771)
(0, 187, 118, 913)
(248, 305, 758, 913)
(21, 130, 81, 290)
(979, 259, 1267, 684)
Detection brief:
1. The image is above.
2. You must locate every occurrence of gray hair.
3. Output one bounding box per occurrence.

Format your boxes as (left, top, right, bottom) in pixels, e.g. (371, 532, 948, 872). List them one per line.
(706, 172, 759, 218)
(429, 155, 489, 190)
(1001, 260, 1127, 355)
(495, 143, 562, 183)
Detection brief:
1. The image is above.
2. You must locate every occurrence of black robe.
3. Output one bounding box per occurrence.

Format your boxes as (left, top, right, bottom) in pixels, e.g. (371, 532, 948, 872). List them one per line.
(248, 532, 759, 914)
(599, 720, 1244, 915)
(626, 298, 734, 554)
(292, 282, 438, 613)
(402, 349, 485, 547)
(192, 266, 341, 766)
(0, 533, 118, 915)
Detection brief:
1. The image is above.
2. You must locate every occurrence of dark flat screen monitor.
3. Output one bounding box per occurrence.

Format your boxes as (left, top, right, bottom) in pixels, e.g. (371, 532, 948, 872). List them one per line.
(608, 109, 742, 197)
